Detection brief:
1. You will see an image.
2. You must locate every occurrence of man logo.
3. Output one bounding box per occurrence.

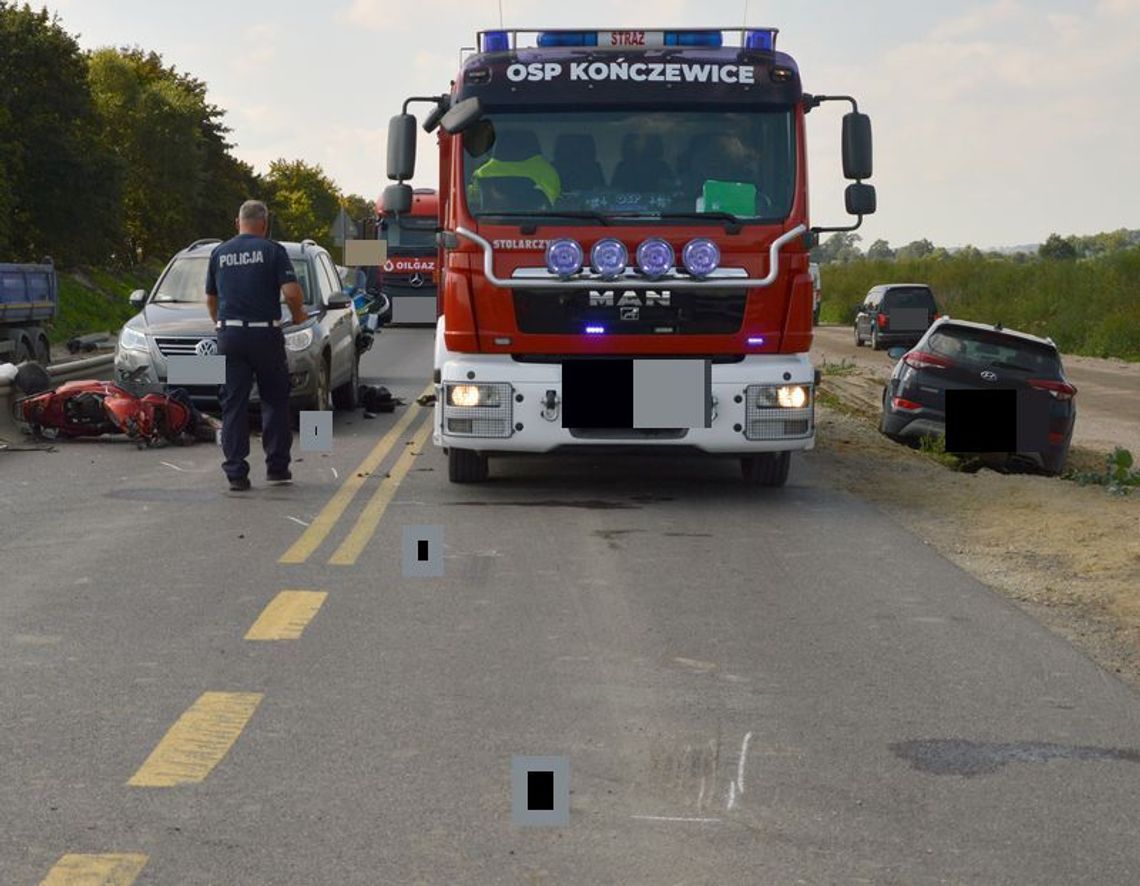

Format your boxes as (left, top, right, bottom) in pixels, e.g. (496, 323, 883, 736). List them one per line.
(409, 273, 425, 288)
(620, 306, 639, 321)
(980, 370, 998, 382)
(195, 338, 218, 356)
(588, 290, 671, 307)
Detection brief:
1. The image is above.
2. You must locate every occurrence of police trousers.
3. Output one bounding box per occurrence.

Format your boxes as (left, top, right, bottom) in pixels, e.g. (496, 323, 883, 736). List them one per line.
(217, 326, 291, 479)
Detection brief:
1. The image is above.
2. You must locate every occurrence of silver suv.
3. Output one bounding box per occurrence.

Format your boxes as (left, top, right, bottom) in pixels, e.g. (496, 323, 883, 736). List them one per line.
(115, 238, 365, 413)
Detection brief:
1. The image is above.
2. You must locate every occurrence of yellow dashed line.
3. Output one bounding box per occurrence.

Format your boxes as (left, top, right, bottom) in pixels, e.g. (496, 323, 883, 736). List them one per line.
(328, 417, 434, 566)
(40, 853, 147, 885)
(126, 692, 262, 787)
(278, 383, 433, 564)
(244, 590, 327, 640)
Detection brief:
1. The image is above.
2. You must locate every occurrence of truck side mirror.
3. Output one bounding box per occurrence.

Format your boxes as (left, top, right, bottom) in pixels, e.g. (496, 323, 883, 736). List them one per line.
(423, 95, 452, 133)
(440, 97, 483, 135)
(842, 112, 873, 180)
(129, 289, 147, 309)
(382, 183, 414, 215)
(845, 182, 876, 216)
(387, 113, 417, 181)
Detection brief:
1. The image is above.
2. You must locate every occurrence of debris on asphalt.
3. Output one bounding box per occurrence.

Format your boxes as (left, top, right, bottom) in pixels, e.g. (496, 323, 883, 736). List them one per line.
(359, 384, 403, 414)
(416, 393, 437, 406)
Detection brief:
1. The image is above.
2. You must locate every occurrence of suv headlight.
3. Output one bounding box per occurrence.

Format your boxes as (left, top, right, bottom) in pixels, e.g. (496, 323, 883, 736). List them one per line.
(118, 325, 149, 352)
(285, 327, 314, 352)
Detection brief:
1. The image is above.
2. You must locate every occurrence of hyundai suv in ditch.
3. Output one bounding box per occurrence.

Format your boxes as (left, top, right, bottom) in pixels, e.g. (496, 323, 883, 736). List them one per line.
(879, 317, 1077, 475)
(115, 238, 365, 414)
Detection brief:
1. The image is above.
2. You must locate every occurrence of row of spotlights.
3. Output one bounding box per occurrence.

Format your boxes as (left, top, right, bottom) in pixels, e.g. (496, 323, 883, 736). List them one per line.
(545, 237, 721, 281)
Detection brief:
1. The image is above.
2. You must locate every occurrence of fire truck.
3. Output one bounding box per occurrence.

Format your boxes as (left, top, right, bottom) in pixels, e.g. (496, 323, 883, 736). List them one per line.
(374, 187, 439, 325)
(385, 26, 875, 485)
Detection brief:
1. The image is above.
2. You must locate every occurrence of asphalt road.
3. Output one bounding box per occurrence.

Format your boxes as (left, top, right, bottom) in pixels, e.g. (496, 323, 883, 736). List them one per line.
(3, 328, 1140, 885)
(812, 325, 1140, 454)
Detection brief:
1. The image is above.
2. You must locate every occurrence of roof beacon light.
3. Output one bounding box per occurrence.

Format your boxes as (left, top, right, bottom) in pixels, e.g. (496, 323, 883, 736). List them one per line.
(636, 238, 675, 279)
(546, 238, 584, 279)
(664, 31, 723, 47)
(537, 31, 599, 47)
(744, 29, 777, 51)
(483, 30, 510, 52)
(585, 325, 606, 334)
(682, 238, 720, 278)
(590, 238, 628, 280)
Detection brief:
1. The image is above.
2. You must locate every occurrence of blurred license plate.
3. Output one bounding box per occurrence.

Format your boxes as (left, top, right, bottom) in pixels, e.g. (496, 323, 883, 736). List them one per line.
(890, 308, 929, 331)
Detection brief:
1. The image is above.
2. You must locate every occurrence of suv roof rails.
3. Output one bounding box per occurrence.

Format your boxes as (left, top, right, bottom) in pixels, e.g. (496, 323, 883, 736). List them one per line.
(300, 238, 318, 251)
(188, 238, 222, 250)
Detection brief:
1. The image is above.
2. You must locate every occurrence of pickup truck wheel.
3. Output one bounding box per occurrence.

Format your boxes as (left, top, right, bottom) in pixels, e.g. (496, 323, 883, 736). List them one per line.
(741, 451, 790, 487)
(870, 327, 882, 351)
(853, 325, 862, 347)
(332, 355, 360, 410)
(448, 448, 488, 483)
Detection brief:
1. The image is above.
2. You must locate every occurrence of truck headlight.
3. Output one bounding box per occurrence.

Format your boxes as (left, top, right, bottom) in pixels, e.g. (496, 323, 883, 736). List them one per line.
(285, 327, 313, 352)
(449, 383, 503, 408)
(118, 325, 149, 352)
(777, 385, 808, 408)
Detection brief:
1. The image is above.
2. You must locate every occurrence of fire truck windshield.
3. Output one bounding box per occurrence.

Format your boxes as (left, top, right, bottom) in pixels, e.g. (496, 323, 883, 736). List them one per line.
(462, 108, 795, 222)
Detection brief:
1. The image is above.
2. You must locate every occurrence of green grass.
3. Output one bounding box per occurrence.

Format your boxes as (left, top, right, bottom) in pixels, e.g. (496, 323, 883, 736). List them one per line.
(53, 263, 163, 345)
(1065, 447, 1140, 495)
(818, 247, 1140, 361)
(819, 357, 859, 377)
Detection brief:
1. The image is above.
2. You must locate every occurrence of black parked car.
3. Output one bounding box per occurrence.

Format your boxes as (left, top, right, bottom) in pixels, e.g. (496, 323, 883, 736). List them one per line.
(854, 284, 939, 350)
(879, 318, 1077, 475)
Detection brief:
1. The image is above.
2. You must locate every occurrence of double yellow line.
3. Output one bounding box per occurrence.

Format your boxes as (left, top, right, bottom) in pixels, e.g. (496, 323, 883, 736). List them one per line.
(280, 383, 434, 566)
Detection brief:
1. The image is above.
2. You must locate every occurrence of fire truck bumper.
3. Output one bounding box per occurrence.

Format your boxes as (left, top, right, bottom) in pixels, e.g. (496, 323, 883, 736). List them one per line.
(433, 353, 817, 455)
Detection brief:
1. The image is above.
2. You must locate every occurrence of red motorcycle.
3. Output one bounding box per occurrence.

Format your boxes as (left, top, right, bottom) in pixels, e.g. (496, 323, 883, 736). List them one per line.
(12, 363, 218, 446)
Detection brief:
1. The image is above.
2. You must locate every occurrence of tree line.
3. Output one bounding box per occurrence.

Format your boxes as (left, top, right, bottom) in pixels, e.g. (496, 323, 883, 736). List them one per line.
(0, 3, 373, 267)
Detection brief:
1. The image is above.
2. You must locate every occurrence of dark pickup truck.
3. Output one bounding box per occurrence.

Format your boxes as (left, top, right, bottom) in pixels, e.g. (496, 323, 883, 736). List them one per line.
(0, 260, 57, 364)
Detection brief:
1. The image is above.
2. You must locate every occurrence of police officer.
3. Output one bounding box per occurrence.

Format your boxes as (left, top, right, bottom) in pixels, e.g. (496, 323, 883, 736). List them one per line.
(205, 200, 307, 491)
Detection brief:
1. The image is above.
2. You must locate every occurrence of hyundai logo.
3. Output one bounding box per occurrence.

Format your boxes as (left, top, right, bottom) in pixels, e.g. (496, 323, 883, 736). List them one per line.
(409, 273, 425, 288)
(980, 370, 998, 382)
(195, 338, 218, 356)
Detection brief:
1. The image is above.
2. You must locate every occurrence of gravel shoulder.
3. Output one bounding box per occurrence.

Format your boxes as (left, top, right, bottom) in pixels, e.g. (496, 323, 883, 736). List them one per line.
(806, 366, 1140, 692)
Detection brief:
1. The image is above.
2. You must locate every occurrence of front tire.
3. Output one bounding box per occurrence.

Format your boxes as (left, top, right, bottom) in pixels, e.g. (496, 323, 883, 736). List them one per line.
(741, 451, 790, 487)
(448, 448, 488, 483)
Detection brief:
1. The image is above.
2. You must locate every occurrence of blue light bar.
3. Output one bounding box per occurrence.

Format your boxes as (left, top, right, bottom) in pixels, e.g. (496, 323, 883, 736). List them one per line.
(538, 31, 599, 47)
(585, 325, 606, 334)
(483, 30, 510, 51)
(747, 336, 765, 346)
(664, 31, 723, 47)
(744, 29, 776, 51)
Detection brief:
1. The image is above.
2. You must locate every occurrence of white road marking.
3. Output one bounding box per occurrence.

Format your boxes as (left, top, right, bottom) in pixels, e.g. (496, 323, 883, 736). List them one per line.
(726, 731, 753, 810)
(159, 462, 185, 472)
(632, 815, 721, 823)
(287, 516, 310, 527)
(330, 468, 339, 479)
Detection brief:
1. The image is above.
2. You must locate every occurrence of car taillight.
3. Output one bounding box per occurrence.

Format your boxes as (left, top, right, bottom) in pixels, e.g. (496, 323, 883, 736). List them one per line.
(1028, 379, 1077, 401)
(902, 350, 952, 371)
(892, 396, 923, 412)
(876, 312, 887, 328)
(1048, 431, 1064, 445)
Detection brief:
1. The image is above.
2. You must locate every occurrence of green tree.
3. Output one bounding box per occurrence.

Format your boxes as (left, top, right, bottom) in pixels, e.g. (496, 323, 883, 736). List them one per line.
(1039, 233, 1077, 261)
(0, 2, 121, 263)
(811, 231, 862, 264)
(866, 238, 894, 260)
(895, 238, 935, 260)
(264, 159, 342, 246)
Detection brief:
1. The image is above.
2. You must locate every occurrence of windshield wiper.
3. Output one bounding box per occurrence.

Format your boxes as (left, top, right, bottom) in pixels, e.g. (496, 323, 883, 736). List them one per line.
(481, 210, 612, 226)
(655, 211, 747, 232)
(989, 360, 1037, 373)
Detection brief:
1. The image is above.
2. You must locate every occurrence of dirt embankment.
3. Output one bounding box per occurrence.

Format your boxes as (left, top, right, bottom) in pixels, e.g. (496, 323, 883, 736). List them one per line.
(807, 360, 1140, 691)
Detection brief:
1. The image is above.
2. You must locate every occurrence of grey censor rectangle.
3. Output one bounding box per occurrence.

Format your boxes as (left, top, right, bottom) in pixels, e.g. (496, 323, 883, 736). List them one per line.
(889, 308, 929, 332)
(298, 410, 333, 452)
(167, 354, 225, 385)
(392, 296, 438, 325)
(403, 525, 444, 578)
(632, 359, 711, 429)
(511, 755, 570, 827)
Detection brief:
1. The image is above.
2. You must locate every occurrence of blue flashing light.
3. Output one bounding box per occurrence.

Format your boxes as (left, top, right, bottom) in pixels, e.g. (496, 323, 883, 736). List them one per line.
(585, 325, 606, 335)
(744, 29, 776, 51)
(483, 30, 510, 52)
(664, 31, 723, 47)
(537, 31, 599, 47)
(747, 336, 765, 346)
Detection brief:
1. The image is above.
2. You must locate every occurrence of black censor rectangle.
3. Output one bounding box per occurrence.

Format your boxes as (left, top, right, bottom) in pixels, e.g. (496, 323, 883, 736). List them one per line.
(527, 770, 555, 811)
(561, 359, 634, 428)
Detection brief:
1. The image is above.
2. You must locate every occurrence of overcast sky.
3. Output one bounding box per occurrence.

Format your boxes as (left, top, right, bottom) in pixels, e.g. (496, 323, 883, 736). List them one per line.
(41, 0, 1140, 248)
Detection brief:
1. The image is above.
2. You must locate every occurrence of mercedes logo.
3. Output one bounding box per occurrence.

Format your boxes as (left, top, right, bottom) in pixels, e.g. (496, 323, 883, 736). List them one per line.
(195, 338, 218, 356)
(409, 273, 425, 288)
(980, 370, 998, 382)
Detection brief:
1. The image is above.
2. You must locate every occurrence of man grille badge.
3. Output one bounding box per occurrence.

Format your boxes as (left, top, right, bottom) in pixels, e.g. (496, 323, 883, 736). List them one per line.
(195, 338, 218, 356)
(620, 306, 640, 320)
(980, 370, 998, 382)
(409, 273, 425, 288)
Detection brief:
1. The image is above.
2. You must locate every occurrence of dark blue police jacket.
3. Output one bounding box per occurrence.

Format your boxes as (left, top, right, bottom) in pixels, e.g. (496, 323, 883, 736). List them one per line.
(205, 233, 297, 322)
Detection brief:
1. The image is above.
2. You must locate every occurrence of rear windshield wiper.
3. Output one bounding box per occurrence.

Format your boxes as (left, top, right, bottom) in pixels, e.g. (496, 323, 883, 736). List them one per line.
(988, 360, 1038, 373)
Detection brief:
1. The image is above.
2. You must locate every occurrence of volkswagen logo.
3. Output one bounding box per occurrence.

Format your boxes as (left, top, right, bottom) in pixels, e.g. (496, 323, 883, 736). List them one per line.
(409, 273, 425, 288)
(195, 338, 218, 356)
(980, 370, 998, 382)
